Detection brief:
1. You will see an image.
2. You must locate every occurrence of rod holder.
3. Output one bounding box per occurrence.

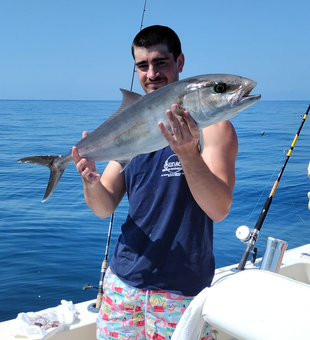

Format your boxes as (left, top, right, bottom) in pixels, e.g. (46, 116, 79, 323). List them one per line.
(87, 302, 100, 313)
(260, 237, 287, 273)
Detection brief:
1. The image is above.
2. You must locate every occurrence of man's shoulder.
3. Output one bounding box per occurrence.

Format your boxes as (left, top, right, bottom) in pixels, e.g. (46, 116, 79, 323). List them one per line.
(203, 120, 237, 145)
(203, 120, 235, 132)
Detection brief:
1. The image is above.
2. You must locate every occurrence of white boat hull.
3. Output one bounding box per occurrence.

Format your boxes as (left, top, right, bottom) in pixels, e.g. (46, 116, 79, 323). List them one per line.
(1, 243, 310, 340)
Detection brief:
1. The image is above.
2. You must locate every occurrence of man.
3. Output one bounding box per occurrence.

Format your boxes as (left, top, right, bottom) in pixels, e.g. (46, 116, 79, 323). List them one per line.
(72, 25, 238, 340)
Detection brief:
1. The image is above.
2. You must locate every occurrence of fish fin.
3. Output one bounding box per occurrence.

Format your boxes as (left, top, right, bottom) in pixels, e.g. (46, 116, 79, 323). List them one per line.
(199, 130, 204, 155)
(102, 90, 143, 125)
(116, 89, 142, 114)
(172, 108, 186, 116)
(17, 155, 66, 202)
(115, 159, 132, 172)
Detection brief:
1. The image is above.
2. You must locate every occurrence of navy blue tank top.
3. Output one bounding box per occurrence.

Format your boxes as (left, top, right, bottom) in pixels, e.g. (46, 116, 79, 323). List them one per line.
(109, 146, 215, 296)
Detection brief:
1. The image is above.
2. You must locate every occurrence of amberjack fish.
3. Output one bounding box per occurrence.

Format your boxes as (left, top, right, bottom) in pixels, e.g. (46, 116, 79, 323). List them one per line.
(18, 74, 261, 201)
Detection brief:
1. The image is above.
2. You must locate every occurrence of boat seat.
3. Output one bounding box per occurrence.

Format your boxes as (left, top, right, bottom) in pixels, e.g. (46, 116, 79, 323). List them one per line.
(202, 269, 310, 340)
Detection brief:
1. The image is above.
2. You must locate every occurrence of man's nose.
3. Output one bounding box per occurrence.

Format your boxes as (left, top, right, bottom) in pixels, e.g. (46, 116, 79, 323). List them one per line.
(147, 65, 159, 80)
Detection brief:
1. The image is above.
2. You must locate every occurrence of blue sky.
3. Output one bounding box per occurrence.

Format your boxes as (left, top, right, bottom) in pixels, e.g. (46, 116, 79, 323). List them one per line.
(1, 0, 310, 101)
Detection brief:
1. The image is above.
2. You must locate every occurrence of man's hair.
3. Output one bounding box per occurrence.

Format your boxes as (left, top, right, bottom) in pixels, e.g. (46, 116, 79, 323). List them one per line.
(131, 25, 182, 61)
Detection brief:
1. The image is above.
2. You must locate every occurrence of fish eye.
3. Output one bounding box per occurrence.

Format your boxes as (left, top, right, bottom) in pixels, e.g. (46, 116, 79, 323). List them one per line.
(214, 83, 226, 93)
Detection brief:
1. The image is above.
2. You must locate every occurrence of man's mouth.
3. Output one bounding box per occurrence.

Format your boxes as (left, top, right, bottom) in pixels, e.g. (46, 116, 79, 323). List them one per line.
(146, 78, 167, 87)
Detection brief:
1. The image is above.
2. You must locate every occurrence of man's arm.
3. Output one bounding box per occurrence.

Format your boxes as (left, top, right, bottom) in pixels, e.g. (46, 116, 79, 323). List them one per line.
(72, 131, 126, 219)
(158, 107, 238, 223)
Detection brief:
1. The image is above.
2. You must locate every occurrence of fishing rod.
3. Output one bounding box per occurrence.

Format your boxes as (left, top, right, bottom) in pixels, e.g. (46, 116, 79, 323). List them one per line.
(95, 0, 148, 293)
(84, 0, 149, 309)
(95, 213, 114, 308)
(237, 103, 310, 271)
(83, 213, 114, 311)
(130, 0, 148, 91)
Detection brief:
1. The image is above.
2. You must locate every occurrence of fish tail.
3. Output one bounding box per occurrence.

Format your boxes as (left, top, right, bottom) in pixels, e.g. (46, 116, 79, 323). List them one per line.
(17, 155, 66, 202)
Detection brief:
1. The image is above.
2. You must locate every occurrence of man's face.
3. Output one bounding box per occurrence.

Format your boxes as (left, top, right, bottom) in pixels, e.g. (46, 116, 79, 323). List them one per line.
(133, 44, 184, 94)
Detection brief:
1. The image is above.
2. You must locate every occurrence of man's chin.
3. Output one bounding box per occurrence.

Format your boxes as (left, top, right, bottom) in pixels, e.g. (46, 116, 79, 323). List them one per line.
(145, 82, 166, 93)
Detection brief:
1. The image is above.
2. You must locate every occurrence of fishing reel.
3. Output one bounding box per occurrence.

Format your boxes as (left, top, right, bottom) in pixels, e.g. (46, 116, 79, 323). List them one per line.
(236, 225, 254, 243)
(236, 225, 258, 264)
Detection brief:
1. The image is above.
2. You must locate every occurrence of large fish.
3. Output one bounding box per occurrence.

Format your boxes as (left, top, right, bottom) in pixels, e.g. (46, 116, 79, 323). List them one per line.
(18, 74, 261, 201)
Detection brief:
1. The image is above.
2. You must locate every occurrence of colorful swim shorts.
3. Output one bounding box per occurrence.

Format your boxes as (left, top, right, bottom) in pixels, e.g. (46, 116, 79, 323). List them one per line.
(96, 267, 212, 340)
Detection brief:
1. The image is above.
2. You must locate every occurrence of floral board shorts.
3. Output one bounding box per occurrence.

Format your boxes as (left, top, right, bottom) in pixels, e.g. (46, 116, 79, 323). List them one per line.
(96, 267, 212, 340)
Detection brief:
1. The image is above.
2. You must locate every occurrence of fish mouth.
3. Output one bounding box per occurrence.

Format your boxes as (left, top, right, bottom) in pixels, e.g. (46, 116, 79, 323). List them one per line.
(230, 81, 261, 107)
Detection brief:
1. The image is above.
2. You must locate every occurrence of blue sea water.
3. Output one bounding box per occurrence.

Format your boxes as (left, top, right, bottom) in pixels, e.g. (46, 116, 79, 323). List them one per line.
(1, 99, 310, 322)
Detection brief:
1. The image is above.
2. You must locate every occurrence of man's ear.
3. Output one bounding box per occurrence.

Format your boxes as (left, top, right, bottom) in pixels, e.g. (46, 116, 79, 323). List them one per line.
(177, 53, 185, 73)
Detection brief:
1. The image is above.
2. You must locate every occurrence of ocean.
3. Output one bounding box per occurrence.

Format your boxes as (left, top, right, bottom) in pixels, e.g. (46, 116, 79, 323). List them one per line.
(1, 99, 310, 322)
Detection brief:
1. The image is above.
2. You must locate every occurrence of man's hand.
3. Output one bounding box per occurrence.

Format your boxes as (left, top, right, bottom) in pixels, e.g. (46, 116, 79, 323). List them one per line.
(158, 104, 238, 222)
(72, 131, 101, 184)
(158, 104, 201, 156)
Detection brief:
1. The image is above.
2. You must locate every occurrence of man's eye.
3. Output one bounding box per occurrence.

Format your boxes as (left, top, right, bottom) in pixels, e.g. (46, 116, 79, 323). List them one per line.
(156, 61, 166, 67)
(137, 64, 148, 71)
